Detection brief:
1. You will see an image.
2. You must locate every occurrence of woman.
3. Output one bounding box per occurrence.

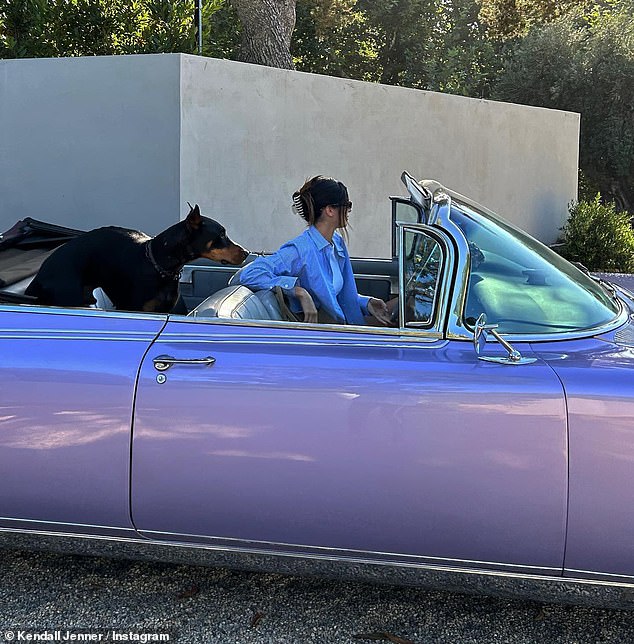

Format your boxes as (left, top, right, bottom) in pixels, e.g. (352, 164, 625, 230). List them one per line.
(237, 176, 391, 325)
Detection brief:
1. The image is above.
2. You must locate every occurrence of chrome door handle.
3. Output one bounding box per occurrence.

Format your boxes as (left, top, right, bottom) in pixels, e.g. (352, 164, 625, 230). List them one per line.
(153, 354, 216, 371)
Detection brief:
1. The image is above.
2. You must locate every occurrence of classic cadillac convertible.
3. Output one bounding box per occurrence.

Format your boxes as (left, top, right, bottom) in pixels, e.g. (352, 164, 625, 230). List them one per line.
(1, 173, 633, 608)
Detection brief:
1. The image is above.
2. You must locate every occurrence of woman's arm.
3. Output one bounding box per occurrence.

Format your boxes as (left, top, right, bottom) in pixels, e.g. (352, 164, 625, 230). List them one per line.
(238, 245, 319, 322)
(237, 245, 301, 293)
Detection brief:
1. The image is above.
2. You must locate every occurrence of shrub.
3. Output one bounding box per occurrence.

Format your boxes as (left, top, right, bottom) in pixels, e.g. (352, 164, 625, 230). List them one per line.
(557, 195, 634, 273)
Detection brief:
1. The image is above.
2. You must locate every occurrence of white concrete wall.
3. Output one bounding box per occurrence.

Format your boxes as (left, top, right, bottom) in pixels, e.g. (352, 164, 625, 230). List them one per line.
(1, 53, 579, 256)
(179, 55, 579, 256)
(0, 55, 181, 235)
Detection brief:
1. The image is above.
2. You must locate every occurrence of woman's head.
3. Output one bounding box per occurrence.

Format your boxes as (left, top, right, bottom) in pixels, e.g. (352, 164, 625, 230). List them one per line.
(292, 176, 352, 229)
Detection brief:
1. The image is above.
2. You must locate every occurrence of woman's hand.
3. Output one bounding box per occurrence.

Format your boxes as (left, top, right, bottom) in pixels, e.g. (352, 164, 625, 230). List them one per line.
(294, 286, 318, 323)
(367, 297, 392, 326)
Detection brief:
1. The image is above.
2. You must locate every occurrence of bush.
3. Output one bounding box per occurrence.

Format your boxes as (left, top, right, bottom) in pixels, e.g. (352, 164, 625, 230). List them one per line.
(557, 195, 634, 273)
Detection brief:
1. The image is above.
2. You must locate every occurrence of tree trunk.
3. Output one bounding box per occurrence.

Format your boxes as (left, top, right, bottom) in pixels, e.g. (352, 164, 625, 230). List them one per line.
(231, 0, 296, 69)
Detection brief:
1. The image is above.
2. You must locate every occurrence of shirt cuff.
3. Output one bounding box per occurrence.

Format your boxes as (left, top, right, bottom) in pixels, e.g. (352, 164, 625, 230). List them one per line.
(358, 294, 371, 316)
(276, 276, 298, 292)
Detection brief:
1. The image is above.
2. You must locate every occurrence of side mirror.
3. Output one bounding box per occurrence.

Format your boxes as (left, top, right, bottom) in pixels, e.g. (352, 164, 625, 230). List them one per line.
(473, 313, 537, 365)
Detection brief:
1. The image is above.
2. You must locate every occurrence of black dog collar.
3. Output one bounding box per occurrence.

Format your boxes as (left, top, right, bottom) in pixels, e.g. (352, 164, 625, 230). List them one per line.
(145, 241, 181, 281)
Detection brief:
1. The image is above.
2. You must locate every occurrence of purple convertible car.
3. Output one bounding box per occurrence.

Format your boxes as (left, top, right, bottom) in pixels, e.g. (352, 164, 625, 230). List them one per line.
(1, 172, 633, 608)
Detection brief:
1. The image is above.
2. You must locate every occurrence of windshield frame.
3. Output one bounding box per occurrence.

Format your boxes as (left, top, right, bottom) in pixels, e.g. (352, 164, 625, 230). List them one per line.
(405, 180, 629, 342)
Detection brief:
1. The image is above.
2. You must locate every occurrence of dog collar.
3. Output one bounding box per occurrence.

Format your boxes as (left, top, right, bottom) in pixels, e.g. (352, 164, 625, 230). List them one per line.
(145, 241, 181, 281)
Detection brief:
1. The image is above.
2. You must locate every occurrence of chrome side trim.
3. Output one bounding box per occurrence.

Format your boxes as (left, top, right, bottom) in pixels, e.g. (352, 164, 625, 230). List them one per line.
(0, 518, 132, 530)
(0, 304, 168, 321)
(167, 315, 443, 342)
(157, 330, 446, 349)
(0, 519, 137, 539)
(566, 568, 634, 584)
(353, 273, 393, 281)
(480, 301, 629, 344)
(0, 332, 159, 341)
(1, 528, 634, 609)
(138, 529, 559, 574)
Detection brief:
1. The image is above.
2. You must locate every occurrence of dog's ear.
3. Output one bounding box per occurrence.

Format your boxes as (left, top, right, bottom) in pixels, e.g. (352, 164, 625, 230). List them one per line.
(185, 203, 202, 229)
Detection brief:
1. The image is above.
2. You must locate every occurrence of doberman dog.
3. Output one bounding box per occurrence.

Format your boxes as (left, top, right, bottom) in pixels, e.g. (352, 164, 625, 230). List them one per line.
(25, 204, 248, 313)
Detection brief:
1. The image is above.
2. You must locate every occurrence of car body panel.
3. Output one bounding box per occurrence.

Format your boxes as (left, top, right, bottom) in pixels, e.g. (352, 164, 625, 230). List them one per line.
(0, 305, 165, 534)
(532, 329, 634, 580)
(131, 318, 568, 572)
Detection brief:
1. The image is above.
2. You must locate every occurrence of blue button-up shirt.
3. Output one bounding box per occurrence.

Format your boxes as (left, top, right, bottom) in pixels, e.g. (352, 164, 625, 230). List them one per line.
(237, 226, 370, 324)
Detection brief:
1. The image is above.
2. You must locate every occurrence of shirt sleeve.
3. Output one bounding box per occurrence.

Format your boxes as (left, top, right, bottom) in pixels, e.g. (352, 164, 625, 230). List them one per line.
(237, 244, 301, 293)
(357, 294, 371, 316)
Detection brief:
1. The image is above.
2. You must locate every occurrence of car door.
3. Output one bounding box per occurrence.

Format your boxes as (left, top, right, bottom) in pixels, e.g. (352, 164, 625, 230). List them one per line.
(0, 305, 165, 536)
(131, 226, 568, 575)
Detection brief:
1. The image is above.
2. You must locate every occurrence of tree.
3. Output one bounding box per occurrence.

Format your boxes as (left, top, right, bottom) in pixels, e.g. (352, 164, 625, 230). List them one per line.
(1, 0, 55, 57)
(293, 0, 379, 80)
(231, 0, 296, 68)
(0, 0, 224, 59)
(492, 1, 634, 211)
(478, 0, 589, 40)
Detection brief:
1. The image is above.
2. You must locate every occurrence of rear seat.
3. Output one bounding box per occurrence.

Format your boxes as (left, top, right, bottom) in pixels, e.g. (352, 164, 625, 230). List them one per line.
(187, 285, 284, 321)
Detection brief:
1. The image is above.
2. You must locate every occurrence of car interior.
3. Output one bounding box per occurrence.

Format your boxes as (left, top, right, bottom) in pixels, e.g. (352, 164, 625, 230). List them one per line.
(0, 218, 400, 322)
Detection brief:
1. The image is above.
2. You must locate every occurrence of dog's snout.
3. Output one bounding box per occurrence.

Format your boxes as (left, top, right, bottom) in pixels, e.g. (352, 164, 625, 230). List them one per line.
(203, 240, 249, 265)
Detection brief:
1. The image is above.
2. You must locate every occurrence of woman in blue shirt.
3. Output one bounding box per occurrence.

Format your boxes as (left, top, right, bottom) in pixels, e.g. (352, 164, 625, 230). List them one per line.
(238, 176, 391, 325)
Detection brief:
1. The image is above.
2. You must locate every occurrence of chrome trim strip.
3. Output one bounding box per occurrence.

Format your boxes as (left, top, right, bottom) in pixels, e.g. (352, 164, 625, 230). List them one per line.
(0, 517, 136, 531)
(0, 329, 155, 336)
(0, 304, 167, 320)
(567, 568, 634, 582)
(0, 332, 158, 341)
(170, 314, 443, 341)
(2, 528, 634, 608)
(139, 528, 558, 573)
(496, 304, 630, 344)
(354, 273, 394, 281)
(157, 330, 445, 348)
(0, 520, 137, 539)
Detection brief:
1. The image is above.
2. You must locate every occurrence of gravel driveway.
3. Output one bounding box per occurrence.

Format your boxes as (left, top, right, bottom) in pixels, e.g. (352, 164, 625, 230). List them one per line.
(1, 550, 633, 643)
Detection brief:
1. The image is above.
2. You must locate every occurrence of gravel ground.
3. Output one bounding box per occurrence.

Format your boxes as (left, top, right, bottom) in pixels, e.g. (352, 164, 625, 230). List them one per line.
(1, 550, 633, 643)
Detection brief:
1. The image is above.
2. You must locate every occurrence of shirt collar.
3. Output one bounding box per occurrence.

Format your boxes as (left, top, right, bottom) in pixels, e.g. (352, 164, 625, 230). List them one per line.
(307, 226, 345, 254)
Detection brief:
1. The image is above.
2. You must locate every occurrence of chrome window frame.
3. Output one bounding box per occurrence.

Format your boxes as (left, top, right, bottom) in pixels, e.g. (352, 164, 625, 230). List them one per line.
(390, 196, 423, 257)
(397, 223, 452, 334)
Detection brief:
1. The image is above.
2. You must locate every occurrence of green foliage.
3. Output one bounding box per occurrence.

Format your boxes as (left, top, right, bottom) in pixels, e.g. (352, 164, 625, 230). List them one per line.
(293, 0, 379, 80)
(557, 195, 634, 273)
(0, 0, 53, 57)
(478, 0, 589, 41)
(0, 0, 226, 58)
(492, 0, 634, 211)
(202, 1, 240, 60)
(292, 0, 501, 96)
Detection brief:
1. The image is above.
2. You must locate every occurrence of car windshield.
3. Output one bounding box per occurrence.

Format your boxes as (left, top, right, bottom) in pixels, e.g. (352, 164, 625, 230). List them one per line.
(449, 200, 621, 335)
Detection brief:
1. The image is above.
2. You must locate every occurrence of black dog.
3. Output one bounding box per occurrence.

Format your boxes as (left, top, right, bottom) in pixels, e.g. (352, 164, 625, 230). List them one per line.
(25, 204, 248, 313)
